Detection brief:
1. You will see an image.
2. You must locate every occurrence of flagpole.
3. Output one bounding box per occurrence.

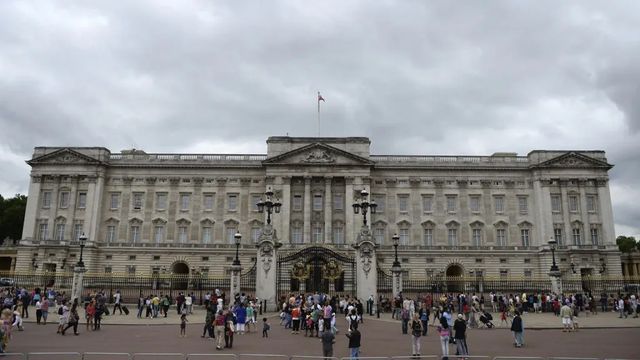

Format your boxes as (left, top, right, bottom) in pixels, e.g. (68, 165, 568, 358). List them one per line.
(317, 91, 320, 137)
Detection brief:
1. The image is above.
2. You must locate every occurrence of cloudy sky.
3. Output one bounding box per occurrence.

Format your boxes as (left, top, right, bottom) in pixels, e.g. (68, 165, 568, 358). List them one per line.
(0, 0, 638, 237)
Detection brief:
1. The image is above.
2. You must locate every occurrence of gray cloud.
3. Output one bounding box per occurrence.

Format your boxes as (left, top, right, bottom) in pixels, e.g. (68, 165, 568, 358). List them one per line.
(0, 0, 639, 237)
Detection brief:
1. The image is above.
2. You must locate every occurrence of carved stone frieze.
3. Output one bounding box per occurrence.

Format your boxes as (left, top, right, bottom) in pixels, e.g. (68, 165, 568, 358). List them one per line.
(169, 177, 181, 185)
(301, 150, 335, 163)
(358, 241, 375, 278)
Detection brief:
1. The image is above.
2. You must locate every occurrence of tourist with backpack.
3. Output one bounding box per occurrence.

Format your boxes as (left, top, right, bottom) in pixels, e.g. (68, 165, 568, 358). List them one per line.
(410, 313, 424, 357)
(401, 307, 410, 334)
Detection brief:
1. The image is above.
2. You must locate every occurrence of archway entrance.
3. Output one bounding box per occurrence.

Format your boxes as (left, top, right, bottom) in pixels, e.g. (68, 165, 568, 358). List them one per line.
(171, 261, 190, 291)
(0, 257, 12, 271)
(445, 264, 464, 292)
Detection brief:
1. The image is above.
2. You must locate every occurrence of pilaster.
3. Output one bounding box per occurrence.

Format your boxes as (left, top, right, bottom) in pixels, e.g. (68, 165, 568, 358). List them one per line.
(303, 176, 311, 243)
(345, 177, 355, 244)
(324, 177, 332, 244)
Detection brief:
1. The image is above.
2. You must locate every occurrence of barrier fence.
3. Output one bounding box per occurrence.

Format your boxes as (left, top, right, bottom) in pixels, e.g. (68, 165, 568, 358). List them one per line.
(3, 271, 639, 304)
(2, 353, 632, 360)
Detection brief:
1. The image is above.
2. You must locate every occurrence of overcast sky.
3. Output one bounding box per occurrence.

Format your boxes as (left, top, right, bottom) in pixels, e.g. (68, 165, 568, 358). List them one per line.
(0, 1, 638, 238)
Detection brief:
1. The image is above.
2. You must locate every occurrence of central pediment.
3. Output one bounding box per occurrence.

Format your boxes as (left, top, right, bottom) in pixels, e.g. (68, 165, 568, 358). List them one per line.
(262, 143, 374, 166)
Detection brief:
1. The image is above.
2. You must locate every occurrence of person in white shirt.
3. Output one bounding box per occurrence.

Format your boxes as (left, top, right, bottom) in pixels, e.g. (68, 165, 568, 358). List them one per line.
(113, 290, 123, 315)
(185, 293, 193, 314)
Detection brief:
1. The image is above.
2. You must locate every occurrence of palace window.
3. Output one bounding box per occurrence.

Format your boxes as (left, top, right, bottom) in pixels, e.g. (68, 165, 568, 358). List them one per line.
(225, 223, 238, 244)
(178, 226, 188, 243)
(73, 222, 83, 241)
(251, 226, 262, 243)
(518, 196, 528, 215)
(227, 194, 238, 211)
(333, 223, 344, 244)
(496, 228, 507, 247)
(423, 228, 433, 247)
(572, 226, 582, 246)
(590, 225, 599, 245)
(180, 193, 190, 211)
(77, 192, 87, 209)
(373, 227, 385, 245)
(422, 195, 433, 213)
(554, 226, 564, 246)
(110, 193, 120, 210)
(203, 194, 215, 211)
(446, 195, 457, 213)
(521, 228, 530, 247)
(333, 194, 344, 211)
(398, 195, 409, 213)
(154, 225, 165, 244)
(132, 193, 144, 210)
(447, 228, 458, 246)
(472, 228, 483, 247)
(291, 224, 303, 244)
(130, 225, 141, 243)
(292, 194, 303, 211)
(313, 194, 323, 211)
(55, 223, 65, 241)
(106, 225, 116, 243)
(41, 191, 52, 208)
(202, 227, 212, 244)
(551, 194, 561, 212)
(587, 195, 598, 212)
(312, 223, 323, 243)
(494, 196, 505, 213)
(156, 193, 167, 210)
(38, 221, 49, 241)
(59, 191, 70, 209)
(569, 195, 579, 212)
(399, 227, 410, 245)
(469, 195, 481, 213)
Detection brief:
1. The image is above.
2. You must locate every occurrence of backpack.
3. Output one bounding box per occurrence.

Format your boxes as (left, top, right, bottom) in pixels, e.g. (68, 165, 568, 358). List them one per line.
(58, 306, 64, 315)
(401, 309, 410, 320)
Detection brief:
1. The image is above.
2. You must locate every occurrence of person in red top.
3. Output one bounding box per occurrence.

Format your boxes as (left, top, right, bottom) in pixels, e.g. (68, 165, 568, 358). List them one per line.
(291, 306, 301, 334)
(214, 310, 226, 350)
(85, 300, 96, 332)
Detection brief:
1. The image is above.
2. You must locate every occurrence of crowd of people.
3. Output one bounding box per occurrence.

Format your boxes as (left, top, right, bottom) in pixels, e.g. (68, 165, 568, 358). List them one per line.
(1, 285, 639, 358)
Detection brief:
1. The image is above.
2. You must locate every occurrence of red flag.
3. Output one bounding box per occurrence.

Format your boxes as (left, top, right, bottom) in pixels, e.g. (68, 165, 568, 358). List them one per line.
(318, 92, 325, 102)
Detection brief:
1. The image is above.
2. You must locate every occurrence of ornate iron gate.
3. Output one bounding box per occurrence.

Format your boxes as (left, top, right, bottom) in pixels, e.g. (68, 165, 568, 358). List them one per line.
(240, 260, 257, 294)
(277, 246, 356, 300)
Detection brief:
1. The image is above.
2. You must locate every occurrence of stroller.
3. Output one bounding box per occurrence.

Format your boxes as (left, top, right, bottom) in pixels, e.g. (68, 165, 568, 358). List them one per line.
(479, 311, 494, 328)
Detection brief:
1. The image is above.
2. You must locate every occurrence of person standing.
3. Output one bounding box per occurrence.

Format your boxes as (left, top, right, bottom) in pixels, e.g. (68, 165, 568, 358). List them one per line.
(85, 300, 96, 332)
(511, 310, 524, 347)
(112, 290, 123, 315)
(185, 293, 193, 315)
(214, 310, 226, 350)
(346, 322, 361, 359)
(41, 297, 50, 325)
(560, 303, 573, 331)
(180, 313, 188, 337)
(35, 298, 43, 325)
(262, 317, 271, 338)
(410, 313, 423, 358)
(419, 303, 429, 336)
(453, 314, 469, 356)
(57, 300, 68, 334)
(437, 321, 450, 360)
(320, 323, 335, 359)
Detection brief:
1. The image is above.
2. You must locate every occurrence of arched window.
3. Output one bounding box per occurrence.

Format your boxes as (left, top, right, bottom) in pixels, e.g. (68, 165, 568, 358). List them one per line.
(129, 218, 143, 243)
(224, 219, 239, 245)
(290, 220, 303, 244)
(333, 221, 345, 245)
(250, 220, 264, 243)
(446, 221, 459, 246)
(494, 221, 509, 247)
(518, 221, 532, 247)
(469, 221, 484, 247)
(200, 219, 215, 244)
(152, 218, 167, 244)
(572, 221, 583, 245)
(54, 216, 66, 241)
(397, 220, 411, 246)
(421, 221, 436, 247)
(372, 221, 387, 245)
(104, 218, 119, 244)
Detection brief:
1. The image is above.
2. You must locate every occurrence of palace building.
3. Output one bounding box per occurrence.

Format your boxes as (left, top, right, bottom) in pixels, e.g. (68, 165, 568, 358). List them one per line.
(11, 136, 622, 299)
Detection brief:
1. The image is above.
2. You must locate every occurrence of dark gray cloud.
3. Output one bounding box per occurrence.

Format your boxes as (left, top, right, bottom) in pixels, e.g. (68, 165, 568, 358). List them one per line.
(0, 0, 639, 237)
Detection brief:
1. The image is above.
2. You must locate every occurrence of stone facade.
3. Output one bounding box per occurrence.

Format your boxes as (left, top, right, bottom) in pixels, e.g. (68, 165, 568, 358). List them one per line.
(16, 136, 622, 285)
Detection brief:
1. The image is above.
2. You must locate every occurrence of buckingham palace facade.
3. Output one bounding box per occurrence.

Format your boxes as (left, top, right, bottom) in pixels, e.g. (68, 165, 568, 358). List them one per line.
(14, 136, 622, 285)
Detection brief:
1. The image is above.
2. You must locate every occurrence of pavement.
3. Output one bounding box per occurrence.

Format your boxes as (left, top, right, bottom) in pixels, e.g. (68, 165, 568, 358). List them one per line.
(20, 304, 640, 329)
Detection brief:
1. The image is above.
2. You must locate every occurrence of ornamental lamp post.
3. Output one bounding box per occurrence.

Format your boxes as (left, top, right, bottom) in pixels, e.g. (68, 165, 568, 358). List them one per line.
(233, 232, 242, 266)
(392, 233, 401, 269)
(78, 233, 87, 268)
(548, 237, 559, 273)
(352, 189, 377, 227)
(256, 188, 282, 225)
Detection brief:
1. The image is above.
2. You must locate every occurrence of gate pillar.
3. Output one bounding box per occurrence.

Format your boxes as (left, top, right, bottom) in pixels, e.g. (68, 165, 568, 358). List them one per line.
(71, 265, 87, 301)
(353, 226, 377, 303)
(256, 224, 281, 312)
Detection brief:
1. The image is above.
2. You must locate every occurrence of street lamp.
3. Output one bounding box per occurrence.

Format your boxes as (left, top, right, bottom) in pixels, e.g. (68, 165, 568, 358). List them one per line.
(256, 188, 282, 225)
(77, 233, 87, 268)
(352, 189, 377, 227)
(392, 233, 400, 268)
(233, 232, 242, 266)
(548, 236, 559, 273)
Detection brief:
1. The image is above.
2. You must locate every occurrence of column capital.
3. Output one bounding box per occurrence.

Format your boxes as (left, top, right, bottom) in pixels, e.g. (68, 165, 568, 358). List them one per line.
(324, 176, 333, 184)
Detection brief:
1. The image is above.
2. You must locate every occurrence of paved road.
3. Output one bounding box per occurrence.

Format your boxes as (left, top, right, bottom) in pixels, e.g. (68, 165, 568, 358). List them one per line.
(10, 316, 640, 358)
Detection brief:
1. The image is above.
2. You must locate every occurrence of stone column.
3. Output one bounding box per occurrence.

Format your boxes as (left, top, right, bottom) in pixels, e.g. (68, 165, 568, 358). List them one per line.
(392, 266, 403, 297)
(324, 177, 332, 244)
(560, 184, 572, 246)
(230, 264, 242, 300)
(71, 265, 87, 301)
(345, 177, 355, 244)
(533, 179, 554, 247)
(354, 228, 377, 303)
(596, 180, 616, 247)
(303, 177, 311, 243)
(256, 224, 280, 312)
(21, 175, 43, 243)
(277, 176, 291, 244)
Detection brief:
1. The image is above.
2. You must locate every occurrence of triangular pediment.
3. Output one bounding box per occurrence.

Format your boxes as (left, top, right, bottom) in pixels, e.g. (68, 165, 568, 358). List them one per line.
(263, 143, 374, 166)
(27, 148, 104, 166)
(533, 152, 612, 170)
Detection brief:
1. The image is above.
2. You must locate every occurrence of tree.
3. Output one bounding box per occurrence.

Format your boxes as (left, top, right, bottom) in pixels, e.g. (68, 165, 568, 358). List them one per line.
(616, 235, 637, 253)
(0, 194, 27, 244)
